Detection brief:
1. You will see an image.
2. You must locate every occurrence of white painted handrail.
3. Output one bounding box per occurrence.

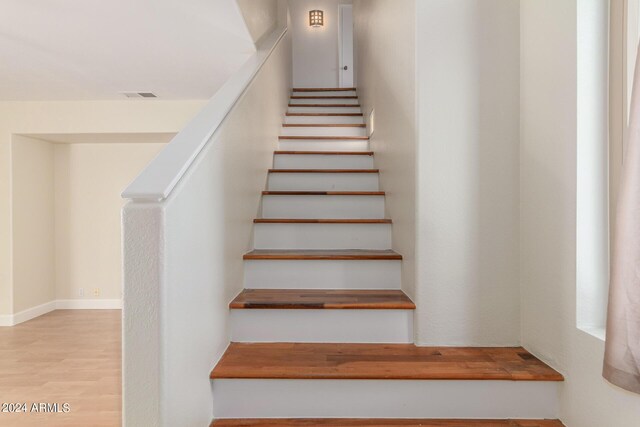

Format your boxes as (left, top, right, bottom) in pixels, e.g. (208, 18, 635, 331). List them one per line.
(122, 26, 287, 201)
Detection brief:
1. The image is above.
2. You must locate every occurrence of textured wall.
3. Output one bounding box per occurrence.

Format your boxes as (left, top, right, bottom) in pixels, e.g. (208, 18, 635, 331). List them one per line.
(415, 0, 521, 345)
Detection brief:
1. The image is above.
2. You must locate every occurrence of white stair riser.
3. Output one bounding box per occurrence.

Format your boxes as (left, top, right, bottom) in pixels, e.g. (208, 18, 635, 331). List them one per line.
(254, 223, 392, 250)
(274, 154, 374, 170)
(290, 98, 359, 105)
(293, 90, 357, 97)
(212, 380, 560, 419)
(288, 106, 361, 114)
(284, 115, 364, 125)
(230, 309, 413, 343)
(278, 140, 370, 152)
(280, 126, 367, 137)
(243, 260, 402, 289)
(268, 173, 379, 191)
(262, 195, 385, 219)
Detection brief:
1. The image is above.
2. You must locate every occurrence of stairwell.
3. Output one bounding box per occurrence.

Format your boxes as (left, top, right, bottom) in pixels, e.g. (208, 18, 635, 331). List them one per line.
(208, 88, 565, 426)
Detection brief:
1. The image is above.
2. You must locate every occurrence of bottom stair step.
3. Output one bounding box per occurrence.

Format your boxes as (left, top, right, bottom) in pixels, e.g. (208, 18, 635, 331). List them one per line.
(211, 344, 564, 380)
(210, 344, 563, 419)
(212, 420, 565, 427)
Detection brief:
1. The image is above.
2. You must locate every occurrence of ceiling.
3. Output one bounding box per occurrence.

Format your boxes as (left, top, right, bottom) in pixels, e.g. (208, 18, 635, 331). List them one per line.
(0, 0, 257, 100)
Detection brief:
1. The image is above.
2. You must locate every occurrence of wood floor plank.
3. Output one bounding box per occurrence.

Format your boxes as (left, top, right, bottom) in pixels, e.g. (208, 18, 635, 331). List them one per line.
(274, 151, 374, 156)
(253, 219, 391, 224)
(262, 191, 385, 196)
(243, 250, 403, 261)
(282, 124, 367, 128)
(229, 289, 415, 310)
(293, 88, 357, 92)
(289, 104, 361, 108)
(290, 96, 359, 100)
(0, 310, 121, 426)
(210, 343, 564, 381)
(211, 419, 565, 427)
(278, 136, 370, 140)
(268, 169, 378, 173)
(286, 113, 364, 117)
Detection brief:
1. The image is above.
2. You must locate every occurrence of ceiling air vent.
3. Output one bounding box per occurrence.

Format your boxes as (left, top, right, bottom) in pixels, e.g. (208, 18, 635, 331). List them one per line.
(120, 92, 158, 98)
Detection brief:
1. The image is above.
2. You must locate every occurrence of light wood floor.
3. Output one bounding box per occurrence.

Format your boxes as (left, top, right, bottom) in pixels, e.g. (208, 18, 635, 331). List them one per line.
(0, 310, 121, 426)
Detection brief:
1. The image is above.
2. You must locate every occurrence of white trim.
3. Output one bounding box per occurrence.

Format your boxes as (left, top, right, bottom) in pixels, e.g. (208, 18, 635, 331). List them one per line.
(579, 325, 607, 342)
(122, 26, 288, 201)
(0, 301, 57, 326)
(0, 315, 12, 327)
(0, 299, 122, 327)
(11, 301, 58, 325)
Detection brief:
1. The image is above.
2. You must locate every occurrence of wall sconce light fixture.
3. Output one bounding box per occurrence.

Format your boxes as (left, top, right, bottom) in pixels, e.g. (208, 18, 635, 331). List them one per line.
(309, 10, 324, 27)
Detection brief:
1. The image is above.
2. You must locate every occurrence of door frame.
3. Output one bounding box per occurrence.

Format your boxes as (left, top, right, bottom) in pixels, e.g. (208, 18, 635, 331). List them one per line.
(338, 3, 354, 88)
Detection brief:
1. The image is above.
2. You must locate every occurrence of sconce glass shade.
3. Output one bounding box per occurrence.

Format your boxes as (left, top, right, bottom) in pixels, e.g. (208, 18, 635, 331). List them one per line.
(309, 10, 324, 27)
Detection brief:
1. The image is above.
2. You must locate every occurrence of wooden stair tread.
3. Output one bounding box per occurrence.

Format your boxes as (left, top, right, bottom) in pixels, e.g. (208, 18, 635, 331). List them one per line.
(268, 169, 378, 173)
(254, 219, 391, 224)
(282, 124, 366, 127)
(279, 136, 369, 140)
(262, 191, 385, 196)
(243, 249, 402, 260)
(210, 343, 564, 381)
(289, 104, 361, 108)
(286, 113, 363, 117)
(274, 151, 373, 155)
(293, 87, 356, 92)
(291, 96, 359, 99)
(212, 419, 565, 427)
(229, 289, 415, 310)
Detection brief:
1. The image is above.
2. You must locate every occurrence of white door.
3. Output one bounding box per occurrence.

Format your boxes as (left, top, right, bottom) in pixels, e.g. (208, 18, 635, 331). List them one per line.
(339, 5, 354, 88)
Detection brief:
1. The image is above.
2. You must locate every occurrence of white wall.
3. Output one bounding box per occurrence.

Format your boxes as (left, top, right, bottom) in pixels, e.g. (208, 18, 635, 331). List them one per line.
(0, 100, 204, 318)
(54, 141, 167, 302)
(8, 136, 166, 317)
(11, 135, 56, 313)
(237, 0, 279, 43)
(352, 0, 416, 307)
(290, 0, 352, 87)
(122, 30, 292, 427)
(416, 0, 521, 345)
(521, 1, 640, 425)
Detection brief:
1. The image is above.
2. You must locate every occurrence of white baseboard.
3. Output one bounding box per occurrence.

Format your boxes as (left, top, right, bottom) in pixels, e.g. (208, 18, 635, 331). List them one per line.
(11, 301, 58, 326)
(0, 314, 17, 327)
(0, 299, 122, 326)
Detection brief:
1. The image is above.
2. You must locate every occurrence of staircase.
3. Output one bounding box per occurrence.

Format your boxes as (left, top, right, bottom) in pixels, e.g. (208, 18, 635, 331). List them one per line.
(209, 88, 564, 426)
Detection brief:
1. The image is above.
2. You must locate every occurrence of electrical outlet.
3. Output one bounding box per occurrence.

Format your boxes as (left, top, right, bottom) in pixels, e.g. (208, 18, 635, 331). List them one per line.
(368, 108, 375, 136)
(93, 288, 100, 297)
(79, 288, 84, 297)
